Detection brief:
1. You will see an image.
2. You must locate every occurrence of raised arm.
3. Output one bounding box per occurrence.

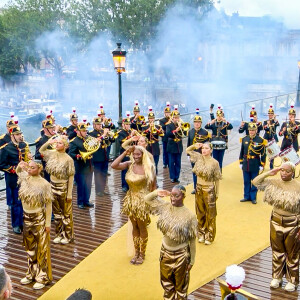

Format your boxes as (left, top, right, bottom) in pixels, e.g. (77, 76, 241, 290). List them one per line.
(111, 147, 133, 170)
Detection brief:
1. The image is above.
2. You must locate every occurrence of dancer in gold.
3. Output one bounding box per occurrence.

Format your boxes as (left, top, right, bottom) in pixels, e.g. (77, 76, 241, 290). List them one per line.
(145, 186, 197, 300)
(39, 135, 75, 245)
(186, 142, 221, 245)
(253, 162, 300, 292)
(111, 145, 156, 265)
(16, 161, 53, 290)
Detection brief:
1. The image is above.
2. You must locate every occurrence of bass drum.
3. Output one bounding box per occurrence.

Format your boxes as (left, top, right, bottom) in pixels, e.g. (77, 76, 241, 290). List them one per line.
(279, 146, 300, 166)
(266, 139, 280, 160)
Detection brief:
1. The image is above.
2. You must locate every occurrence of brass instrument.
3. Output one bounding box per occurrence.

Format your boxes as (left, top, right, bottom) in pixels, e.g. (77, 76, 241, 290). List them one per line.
(108, 129, 121, 139)
(150, 123, 157, 134)
(174, 120, 190, 141)
(79, 136, 100, 162)
(137, 115, 145, 122)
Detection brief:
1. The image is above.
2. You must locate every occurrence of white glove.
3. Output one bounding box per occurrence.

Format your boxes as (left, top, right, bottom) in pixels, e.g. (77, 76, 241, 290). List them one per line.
(239, 164, 243, 170)
(259, 166, 264, 172)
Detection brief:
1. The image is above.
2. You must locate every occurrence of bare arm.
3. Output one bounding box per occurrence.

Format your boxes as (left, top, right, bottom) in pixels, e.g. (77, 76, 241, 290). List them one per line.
(111, 147, 133, 170)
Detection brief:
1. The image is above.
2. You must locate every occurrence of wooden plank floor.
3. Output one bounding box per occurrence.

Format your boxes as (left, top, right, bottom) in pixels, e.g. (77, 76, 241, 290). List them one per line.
(0, 136, 299, 299)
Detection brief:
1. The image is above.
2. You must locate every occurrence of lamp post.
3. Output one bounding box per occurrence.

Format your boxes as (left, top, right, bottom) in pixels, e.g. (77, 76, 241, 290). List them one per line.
(112, 42, 127, 129)
(296, 60, 300, 107)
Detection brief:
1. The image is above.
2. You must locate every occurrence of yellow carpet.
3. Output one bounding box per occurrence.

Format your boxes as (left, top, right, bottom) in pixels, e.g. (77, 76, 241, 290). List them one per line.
(39, 161, 273, 300)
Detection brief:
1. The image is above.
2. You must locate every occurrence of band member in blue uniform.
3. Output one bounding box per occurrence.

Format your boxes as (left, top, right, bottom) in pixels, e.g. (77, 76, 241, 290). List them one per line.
(89, 117, 115, 197)
(279, 105, 300, 152)
(117, 116, 132, 192)
(142, 106, 164, 174)
(159, 102, 171, 168)
(239, 106, 263, 136)
(69, 121, 95, 209)
(205, 106, 233, 171)
(0, 126, 31, 234)
(187, 109, 210, 194)
(166, 106, 188, 183)
(0, 113, 17, 208)
(35, 119, 56, 182)
(263, 104, 280, 169)
(66, 108, 78, 140)
(239, 122, 267, 204)
(130, 101, 146, 134)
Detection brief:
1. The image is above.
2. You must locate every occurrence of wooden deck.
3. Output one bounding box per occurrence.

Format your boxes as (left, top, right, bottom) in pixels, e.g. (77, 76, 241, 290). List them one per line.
(0, 140, 299, 299)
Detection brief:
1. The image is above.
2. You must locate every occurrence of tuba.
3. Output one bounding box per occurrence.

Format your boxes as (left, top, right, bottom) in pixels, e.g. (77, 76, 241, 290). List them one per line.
(79, 136, 100, 162)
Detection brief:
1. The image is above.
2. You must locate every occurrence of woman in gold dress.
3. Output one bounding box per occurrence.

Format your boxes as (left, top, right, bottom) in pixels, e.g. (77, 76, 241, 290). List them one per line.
(253, 162, 300, 292)
(186, 142, 222, 245)
(145, 186, 197, 300)
(111, 145, 156, 264)
(39, 135, 75, 244)
(16, 160, 53, 290)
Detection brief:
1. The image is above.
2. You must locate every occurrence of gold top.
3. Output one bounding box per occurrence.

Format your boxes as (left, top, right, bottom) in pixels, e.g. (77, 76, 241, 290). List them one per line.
(253, 173, 300, 214)
(40, 142, 75, 180)
(186, 145, 222, 182)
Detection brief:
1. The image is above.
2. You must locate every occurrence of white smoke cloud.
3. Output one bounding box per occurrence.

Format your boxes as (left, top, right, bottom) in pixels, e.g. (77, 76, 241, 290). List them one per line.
(215, 0, 300, 29)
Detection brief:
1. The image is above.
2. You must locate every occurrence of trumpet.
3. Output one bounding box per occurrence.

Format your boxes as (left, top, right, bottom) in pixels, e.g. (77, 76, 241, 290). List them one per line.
(137, 115, 145, 122)
(108, 129, 121, 139)
(150, 124, 157, 134)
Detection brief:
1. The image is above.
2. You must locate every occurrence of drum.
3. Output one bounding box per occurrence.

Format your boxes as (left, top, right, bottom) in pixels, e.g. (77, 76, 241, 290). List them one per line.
(279, 146, 300, 165)
(266, 139, 280, 160)
(211, 140, 227, 150)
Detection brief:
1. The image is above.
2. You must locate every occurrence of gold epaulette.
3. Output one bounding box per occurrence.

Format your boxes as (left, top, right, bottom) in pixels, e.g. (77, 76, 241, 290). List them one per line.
(0, 143, 8, 149)
(208, 132, 212, 138)
(35, 137, 41, 143)
(0, 134, 5, 139)
(240, 137, 243, 143)
(69, 137, 76, 143)
(263, 139, 268, 146)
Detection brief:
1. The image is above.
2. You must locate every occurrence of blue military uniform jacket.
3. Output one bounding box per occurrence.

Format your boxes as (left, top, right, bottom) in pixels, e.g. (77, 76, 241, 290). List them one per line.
(166, 122, 184, 154)
(69, 136, 93, 173)
(205, 121, 233, 143)
(0, 133, 11, 147)
(66, 124, 77, 140)
(239, 135, 267, 173)
(263, 119, 280, 142)
(279, 121, 300, 151)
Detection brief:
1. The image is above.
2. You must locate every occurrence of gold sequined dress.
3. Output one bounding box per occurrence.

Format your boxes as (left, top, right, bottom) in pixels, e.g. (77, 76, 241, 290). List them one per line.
(121, 164, 151, 221)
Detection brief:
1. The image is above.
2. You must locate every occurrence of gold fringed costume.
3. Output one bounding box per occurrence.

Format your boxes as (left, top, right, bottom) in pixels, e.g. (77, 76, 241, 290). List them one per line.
(253, 173, 300, 286)
(40, 142, 75, 242)
(17, 166, 53, 285)
(146, 190, 197, 300)
(186, 145, 221, 243)
(121, 164, 152, 222)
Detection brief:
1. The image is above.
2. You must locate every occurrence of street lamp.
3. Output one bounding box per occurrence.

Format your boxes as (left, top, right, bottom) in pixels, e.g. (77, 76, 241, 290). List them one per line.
(112, 42, 127, 128)
(296, 60, 300, 107)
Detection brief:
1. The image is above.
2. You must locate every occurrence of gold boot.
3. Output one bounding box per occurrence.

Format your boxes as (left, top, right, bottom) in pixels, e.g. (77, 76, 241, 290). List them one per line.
(136, 237, 148, 265)
(130, 236, 140, 265)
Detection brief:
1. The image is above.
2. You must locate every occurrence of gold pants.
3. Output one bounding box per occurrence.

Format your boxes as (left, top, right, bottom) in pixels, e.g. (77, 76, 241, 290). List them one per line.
(52, 181, 74, 242)
(23, 211, 52, 284)
(160, 245, 190, 300)
(195, 184, 216, 242)
(270, 211, 300, 285)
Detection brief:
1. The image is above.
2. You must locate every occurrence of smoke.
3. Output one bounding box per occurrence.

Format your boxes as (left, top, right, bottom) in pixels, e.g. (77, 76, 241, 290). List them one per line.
(1, 2, 300, 127)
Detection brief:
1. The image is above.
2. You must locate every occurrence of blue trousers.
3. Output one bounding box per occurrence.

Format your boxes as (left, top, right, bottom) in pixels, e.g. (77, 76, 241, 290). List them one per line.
(4, 172, 12, 207)
(93, 161, 109, 193)
(191, 162, 197, 189)
(243, 170, 259, 201)
(162, 141, 169, 166)
(42, 161, 50, 182)
(75, 171, 93, 206)
(212, 149, 225, 171)
(168, 153, 182, 180)
(153, 155, 159, 175)
(10, 187, 23, 228)
(269, 159, 274, 170)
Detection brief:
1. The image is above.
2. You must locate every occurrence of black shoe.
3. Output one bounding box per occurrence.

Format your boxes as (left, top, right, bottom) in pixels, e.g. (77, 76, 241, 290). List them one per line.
(163, 165, 168, 169)
(78, 204, 85, 209)
(252, 200, 257, 204)
(103, 191, 110, 195)
(96, 192, 104, 197)
(240, 199, 251, 202)
(191, 190, 196, 194)
(84, 202, 94, 208)
(107, 172, 111, 176)
(174, 179, 180, 183)
(122, 187, 128, 192)
(171, 179, 175, 183)
(13, 226, 22, 234)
